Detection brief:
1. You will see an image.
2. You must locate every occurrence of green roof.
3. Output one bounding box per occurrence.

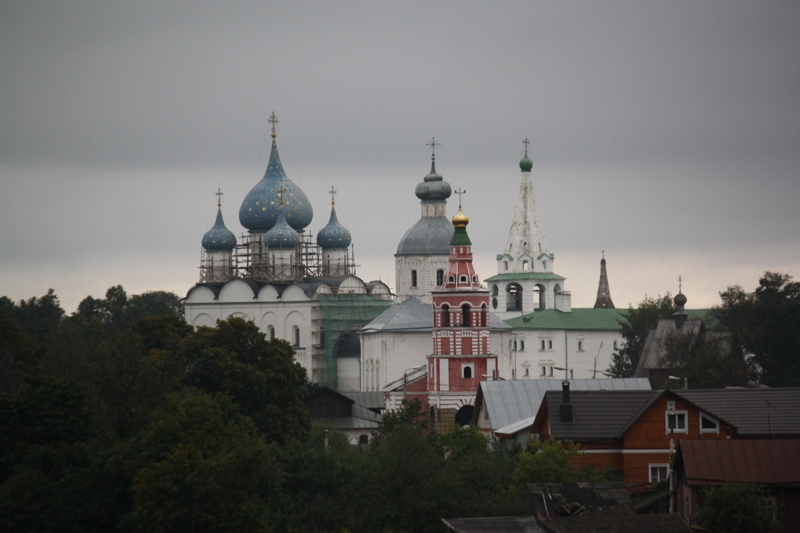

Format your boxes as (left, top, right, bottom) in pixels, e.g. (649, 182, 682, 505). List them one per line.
(484, 272, 566, 282)
(506, 308, 628, 331)
(450, 226, 471, 246)
(506, 307, 714, 331)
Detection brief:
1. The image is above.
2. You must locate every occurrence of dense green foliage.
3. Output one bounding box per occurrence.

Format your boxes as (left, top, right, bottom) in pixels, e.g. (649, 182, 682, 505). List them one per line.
(0, 287, 606, 532)
(695, 482, 779, 533)
(715, 272, 800, 387)
(607, 294, 674, 377)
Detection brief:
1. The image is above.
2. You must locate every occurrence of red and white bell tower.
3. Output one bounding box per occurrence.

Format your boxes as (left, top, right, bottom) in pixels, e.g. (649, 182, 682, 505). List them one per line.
(427, 195, 498, 420)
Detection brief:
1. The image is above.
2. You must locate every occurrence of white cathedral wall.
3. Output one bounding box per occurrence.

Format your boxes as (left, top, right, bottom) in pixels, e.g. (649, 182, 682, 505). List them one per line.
(336, 357, 361, 392)
(511, 329, 623, 380)
(395, 254, 450, 304)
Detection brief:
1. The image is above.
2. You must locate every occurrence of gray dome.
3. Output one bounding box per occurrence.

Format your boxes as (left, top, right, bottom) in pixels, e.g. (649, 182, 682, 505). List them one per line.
(396, 216, 454, 255)
(415, 160, 451, 202)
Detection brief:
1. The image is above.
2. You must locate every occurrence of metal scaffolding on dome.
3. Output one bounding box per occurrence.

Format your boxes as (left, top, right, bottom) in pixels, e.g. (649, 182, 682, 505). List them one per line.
(317, 293, 392, 389)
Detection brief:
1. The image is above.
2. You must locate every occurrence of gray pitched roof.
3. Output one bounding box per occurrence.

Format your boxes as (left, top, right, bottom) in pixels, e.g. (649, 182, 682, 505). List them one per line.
(543, 390, 659, 440)
(679, 388, 800, 437)
(310, 401, 382, 430)
(341, 390, 385, 411)
(478, 378, 651, 432)
(361, 296, 512, 333)
(636, 318, 704, 373)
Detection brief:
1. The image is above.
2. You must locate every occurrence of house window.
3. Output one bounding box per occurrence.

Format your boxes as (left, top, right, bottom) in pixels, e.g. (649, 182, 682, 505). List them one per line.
(411, 270, 418, 287)
(293, 326, 301, 347)
(666, 411, 688, 433)
(462, 364, 474, 379)
(334, 402, 342, 415)
(437, 269, 444, 286)
(700, 413, 719, 434)
(649, 464, 669, 483)
(759, 497, 778, 522)
(359, 434, 369, 445)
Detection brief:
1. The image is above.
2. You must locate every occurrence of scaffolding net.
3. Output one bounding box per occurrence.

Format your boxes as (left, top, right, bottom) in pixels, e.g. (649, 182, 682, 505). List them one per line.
(318, 293, 392, 389)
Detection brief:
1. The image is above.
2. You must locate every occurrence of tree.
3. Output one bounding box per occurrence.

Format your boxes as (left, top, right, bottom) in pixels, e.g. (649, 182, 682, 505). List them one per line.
(716, 272, 800, 387)
(660, 328, 751, 388)
(695, 482, 778, 533)
(130, 391, 282, 533)
(375, 397, 427, 439)
(608, 294, 674, 377)
(512, 439, 604, 485)
(178, 317, 310, 444)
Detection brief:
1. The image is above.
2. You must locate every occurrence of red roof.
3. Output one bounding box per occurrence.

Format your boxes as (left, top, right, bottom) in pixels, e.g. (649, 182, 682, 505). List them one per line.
(679, 439, 800, 486)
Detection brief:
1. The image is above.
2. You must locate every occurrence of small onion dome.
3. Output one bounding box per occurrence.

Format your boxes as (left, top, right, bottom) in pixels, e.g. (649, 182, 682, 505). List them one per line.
(239, 137, 313, 232)
(520, 153, 533, 172)
(263, 209, 300, 249)
(317, 206, 352, 249)
(202, 208, 237, 251)
(674, 292, 687, 308)
(415, 159, 452, 202)
(452, 206, 469, 228)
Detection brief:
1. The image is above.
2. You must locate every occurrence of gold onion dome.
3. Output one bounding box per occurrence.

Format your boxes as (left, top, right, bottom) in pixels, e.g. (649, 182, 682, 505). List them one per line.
(452, 206, 469, 228)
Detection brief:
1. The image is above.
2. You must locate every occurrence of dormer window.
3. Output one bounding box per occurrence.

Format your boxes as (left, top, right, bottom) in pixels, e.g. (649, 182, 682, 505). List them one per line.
(700, 413, 719, 434)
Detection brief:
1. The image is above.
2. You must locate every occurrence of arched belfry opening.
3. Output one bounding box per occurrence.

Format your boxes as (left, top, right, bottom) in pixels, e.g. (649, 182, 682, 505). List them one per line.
(534, 283, 546, 311)
(506, 283, 523, 312)
(461, 303, 471, 327)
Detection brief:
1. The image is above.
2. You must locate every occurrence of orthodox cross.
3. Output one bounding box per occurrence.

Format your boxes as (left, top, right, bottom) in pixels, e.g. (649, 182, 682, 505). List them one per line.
(523, 138, 530, 156)
(216, 188, 223, 208)
(455, 187, 466, 208)
(329, 186, 337, 206)
(678, 275, 683, 293)
(278, 184, 286, 208)
(269, 112, 279, 138)
(426, 137, 440, 159)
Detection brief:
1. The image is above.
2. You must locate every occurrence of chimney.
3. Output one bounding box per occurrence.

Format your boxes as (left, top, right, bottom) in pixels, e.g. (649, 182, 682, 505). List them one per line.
(559, 380, 573, 423)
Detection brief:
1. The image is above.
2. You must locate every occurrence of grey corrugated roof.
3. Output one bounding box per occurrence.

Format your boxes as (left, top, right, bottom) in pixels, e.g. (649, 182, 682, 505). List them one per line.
(679, 388, 800, 437)
(396, 215, 454, 255)
(341, 391, 385, 411)
(480, 378, 651, 432)
(361, 296, 512, 333)
(679, 439, 800, 485)
(311, 402, 382, 430)
(361, 296, 433, 332)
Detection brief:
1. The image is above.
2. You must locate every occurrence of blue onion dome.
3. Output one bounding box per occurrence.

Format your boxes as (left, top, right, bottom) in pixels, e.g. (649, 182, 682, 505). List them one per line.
(520, 138, 533, 172)
(239, 116, 313, 232)
(202, 200, 237, 251)
(317, 204, 352, 249)
(415, 157, 452, 202)
(263, 207, 301, 249)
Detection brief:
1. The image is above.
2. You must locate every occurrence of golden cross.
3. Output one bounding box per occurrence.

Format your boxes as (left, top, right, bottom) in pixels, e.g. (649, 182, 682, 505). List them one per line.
(216, 188, 223, 208)
(455, 187, 466, 208)
(329, 186, 337, 206)
(269, 112, 279, 138)
(278, 184, 286, 208)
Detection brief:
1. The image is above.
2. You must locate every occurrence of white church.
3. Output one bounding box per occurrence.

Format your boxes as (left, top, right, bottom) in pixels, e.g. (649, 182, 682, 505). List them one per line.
(184, 118, 625, 393)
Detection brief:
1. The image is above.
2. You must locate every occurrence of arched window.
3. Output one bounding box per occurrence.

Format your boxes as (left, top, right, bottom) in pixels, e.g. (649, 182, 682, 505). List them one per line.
(463, 365, 473, 379)
(436, 269, 444, 286)
(461, 304, 471, 327)
(522, 260, 529, 271)
(506, 283, 523, 312)
(441, 304, 451, 327)
(459, 275, 468, 284)
(534, 284, 546, 310)
(411, 270, 418, 287)
(504, 261, 509, 271)
(481, 303, 488, 326)
(293, 326, 300, 347)
(268, 326, 275, 340)
(543, 260, 548, 270)
(359, 434, 369, 445)
(448, 275, 455, 284)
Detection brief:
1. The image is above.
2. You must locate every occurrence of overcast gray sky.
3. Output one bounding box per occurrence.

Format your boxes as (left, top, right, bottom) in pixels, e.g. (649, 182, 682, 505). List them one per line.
(2, 1, 799, 313)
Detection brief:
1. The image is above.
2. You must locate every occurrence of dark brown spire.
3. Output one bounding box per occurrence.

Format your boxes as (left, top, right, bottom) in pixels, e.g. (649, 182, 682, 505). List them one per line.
(593, 252, 615, 309)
